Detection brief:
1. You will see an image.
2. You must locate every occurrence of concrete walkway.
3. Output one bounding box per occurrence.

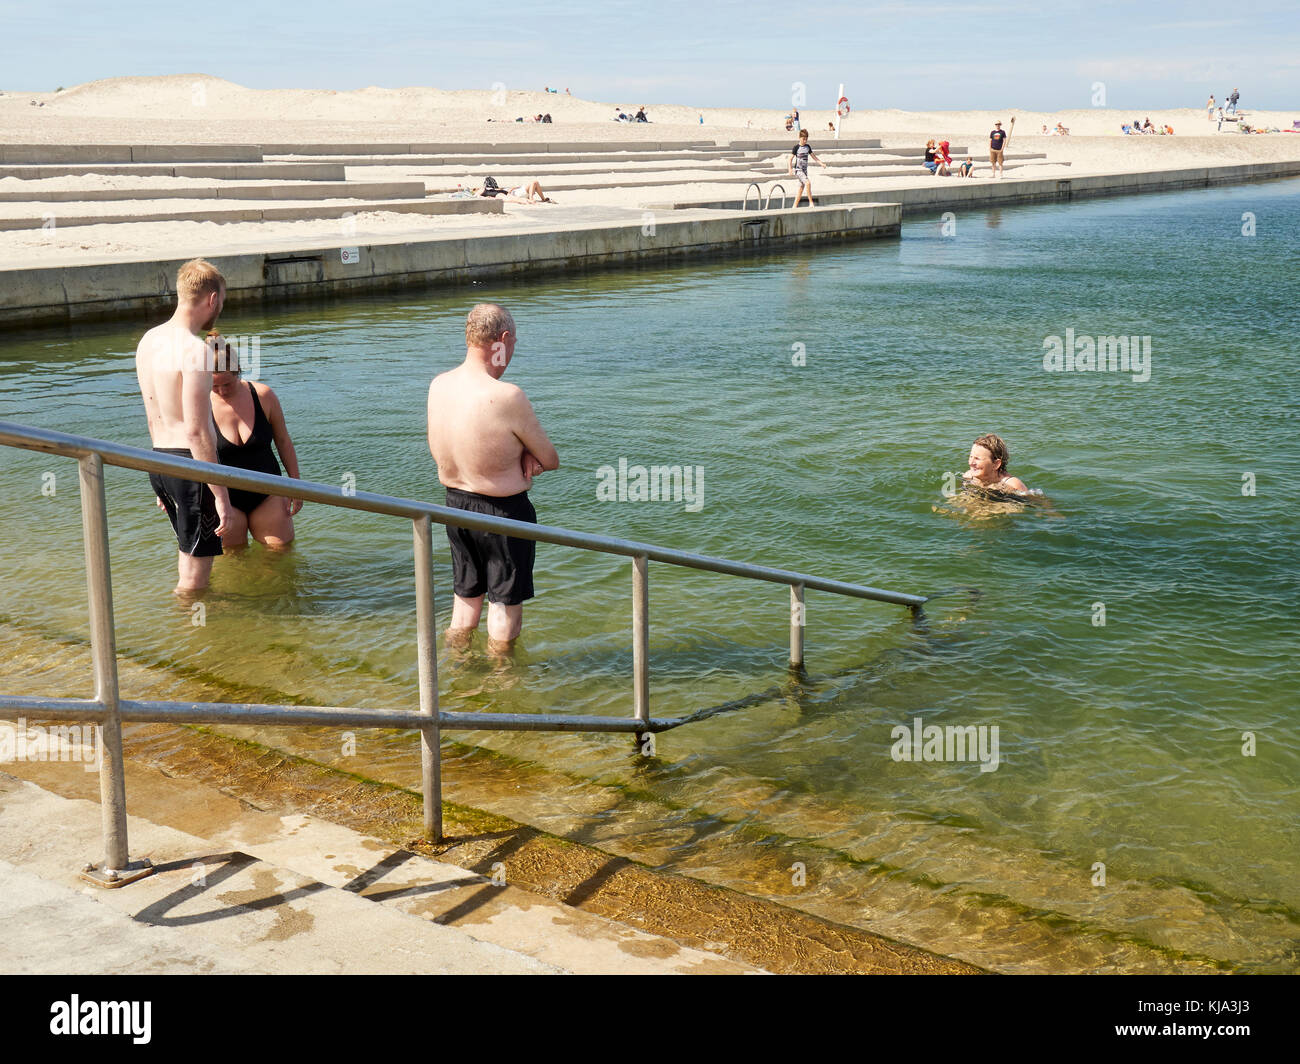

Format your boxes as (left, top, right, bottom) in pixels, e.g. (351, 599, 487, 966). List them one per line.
(0, 771, 760, 975)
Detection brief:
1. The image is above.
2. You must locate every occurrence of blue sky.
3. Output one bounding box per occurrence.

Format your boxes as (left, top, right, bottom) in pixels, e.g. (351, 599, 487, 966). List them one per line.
(3, 0, 1296, 110)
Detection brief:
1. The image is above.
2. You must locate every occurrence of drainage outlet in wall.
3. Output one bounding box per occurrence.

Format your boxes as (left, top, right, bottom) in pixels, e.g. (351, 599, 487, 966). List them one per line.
(263, 255, 325, 286)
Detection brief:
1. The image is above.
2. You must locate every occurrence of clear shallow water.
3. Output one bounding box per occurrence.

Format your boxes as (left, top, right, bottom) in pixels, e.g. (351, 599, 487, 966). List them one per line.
(2, 180, 1298, 972)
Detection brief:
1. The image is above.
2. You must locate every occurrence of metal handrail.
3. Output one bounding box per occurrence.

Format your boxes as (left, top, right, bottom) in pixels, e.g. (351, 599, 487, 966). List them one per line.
(0, 423, 925, 608)
(764, 183, 788, 210)
(740, 181, 761, 210)
(0, 419, 926, 879)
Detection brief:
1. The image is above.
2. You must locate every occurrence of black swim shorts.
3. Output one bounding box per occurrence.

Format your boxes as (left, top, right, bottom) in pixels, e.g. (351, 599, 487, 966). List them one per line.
(444, 487, 537, 605)
(149, 448, 223, 557)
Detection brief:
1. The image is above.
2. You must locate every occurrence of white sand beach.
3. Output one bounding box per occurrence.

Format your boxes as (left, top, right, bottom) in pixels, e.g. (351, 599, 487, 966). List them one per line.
(1, 75, 1298, 268)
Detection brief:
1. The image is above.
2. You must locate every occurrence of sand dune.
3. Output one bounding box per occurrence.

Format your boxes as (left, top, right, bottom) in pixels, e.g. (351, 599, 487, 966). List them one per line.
(2, 74, 1297, 143)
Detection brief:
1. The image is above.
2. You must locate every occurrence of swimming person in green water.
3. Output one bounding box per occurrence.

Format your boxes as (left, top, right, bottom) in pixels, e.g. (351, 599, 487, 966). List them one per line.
(963, 433, 1029, 494)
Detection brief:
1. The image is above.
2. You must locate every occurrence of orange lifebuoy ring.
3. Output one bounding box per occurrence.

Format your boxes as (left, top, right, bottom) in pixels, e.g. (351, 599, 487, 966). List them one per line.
(837, 96, 850, 117)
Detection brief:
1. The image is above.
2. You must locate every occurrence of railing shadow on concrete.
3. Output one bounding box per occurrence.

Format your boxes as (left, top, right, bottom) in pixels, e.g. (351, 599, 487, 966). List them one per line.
(0, 420, 926, 886)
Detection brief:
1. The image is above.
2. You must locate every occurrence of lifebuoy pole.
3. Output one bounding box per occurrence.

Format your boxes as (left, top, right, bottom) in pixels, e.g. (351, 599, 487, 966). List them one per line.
(835, 83, 844, 140)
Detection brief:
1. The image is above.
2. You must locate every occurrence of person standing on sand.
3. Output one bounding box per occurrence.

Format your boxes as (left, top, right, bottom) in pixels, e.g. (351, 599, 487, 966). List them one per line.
(788, 129, 827, 207)
(989, 120, 1009, 178)
(135, 258, 234, 594)
(1206, 94, 1215, 120)
(427, 303, 559, 653)
(1227, 88, 1240, 115)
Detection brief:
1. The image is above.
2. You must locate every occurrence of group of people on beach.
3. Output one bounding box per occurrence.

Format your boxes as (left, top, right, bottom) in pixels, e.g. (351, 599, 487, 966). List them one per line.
(1207, 89, 1240, 118)
(923, 139, 975, 178)
(1123, 116, 1174, 136)
(137, 260, 1029, 650)
(920, 120, 1012, 178)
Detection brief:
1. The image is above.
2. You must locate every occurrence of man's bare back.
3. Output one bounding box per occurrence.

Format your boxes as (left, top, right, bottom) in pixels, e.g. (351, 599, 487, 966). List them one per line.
(136, 323, 216, 449)
(427, 363, 555, 496)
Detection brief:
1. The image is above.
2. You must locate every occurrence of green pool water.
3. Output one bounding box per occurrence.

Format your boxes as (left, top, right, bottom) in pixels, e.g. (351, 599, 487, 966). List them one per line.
(2, 179, 1298, 972)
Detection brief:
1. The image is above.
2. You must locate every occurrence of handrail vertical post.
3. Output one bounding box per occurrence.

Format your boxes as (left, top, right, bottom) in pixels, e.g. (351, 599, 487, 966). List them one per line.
(78, 453, 131, 876)
(790, 582, 805, 667)
(632, 554, 650, 727)
(413, 515, 443, 842)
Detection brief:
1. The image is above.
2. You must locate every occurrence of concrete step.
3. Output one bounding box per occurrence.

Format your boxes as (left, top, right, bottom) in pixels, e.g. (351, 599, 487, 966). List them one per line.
(0, 775, 555, 974)
(0, 197, 500, 232)
(0, 163, 348, 181)
(0, 767, 760, 975)
(262, 140, 713, 155)
(0, 145, 264, 165)
(645, 164, 1070, 210)
(276, 151, 752, 167)
(418, 158, 1065, 197)
(409, 159, 755, 181)
(425, 171, 761, 195)
(750, 160, 1063, 180)
(0, 180, 430, 204)
(719, 138, 882, 150)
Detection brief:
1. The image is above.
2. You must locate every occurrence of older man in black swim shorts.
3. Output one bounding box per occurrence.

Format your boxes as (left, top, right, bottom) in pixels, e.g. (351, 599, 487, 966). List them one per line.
(426, 303, 560, 652)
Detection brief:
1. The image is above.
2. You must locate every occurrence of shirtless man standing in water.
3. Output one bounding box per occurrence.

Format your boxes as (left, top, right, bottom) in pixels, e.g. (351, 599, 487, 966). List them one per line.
(427, 303, 559, 651)
(135, 258, 233, 593)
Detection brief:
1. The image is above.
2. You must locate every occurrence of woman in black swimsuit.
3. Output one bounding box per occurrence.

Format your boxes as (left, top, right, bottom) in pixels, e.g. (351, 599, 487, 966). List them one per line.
(208, 331, 302, 550)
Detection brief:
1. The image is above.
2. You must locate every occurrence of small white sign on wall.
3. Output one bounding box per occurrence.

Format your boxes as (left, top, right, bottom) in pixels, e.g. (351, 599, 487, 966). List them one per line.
(341, 247, 360, 264)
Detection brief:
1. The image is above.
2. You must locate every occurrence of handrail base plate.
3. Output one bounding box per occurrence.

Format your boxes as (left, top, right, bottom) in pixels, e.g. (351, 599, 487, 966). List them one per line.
(79, 858, 154, 890)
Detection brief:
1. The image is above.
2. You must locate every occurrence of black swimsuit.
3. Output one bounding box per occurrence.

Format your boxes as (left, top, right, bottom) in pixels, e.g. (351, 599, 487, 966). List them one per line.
(214, 382, 282, 515)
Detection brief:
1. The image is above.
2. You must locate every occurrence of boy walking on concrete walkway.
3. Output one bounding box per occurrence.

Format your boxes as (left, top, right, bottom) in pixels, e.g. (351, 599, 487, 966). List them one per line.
(788, 130, 827, 208)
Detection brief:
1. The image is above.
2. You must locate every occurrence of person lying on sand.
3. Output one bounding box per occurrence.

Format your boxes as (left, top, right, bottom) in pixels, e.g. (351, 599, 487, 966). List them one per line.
(504, 180, 553, 203)
(963, 433, 1030, 494)
(475, 178, 554, 203)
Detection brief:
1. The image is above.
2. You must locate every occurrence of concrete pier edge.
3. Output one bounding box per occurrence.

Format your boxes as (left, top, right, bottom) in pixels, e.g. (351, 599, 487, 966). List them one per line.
(0, 202, 900, 328)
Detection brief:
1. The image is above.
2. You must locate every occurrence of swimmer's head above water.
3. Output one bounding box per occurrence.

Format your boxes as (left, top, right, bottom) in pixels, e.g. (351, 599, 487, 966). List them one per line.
(964, 433, 1029, 493)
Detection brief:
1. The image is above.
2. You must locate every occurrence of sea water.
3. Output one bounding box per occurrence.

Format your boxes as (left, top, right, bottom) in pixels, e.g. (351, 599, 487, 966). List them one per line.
(2, 179, 1297, 972)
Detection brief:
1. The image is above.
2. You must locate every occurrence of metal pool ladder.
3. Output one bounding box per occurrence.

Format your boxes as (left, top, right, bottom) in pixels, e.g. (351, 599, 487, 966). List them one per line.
(741, 182, 790, 210)
(0, 421, 926, 879)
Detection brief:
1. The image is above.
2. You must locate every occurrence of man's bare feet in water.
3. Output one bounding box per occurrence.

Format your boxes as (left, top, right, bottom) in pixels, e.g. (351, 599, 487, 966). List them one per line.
(445, 626, 475, 650)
